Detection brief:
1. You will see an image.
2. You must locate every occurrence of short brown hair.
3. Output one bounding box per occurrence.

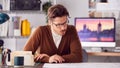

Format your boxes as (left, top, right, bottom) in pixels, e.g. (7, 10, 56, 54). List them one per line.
(47, 4, 69, 20)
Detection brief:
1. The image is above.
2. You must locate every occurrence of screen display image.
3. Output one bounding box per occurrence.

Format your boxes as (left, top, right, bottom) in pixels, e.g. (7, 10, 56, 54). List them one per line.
(75, 17, 116, 47)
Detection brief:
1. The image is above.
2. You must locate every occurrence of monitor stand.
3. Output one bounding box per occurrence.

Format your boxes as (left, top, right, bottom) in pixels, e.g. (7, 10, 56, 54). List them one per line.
(91, 47, 102, 52)
(83, 47, 102, 52)
(114, 47, 120, 52)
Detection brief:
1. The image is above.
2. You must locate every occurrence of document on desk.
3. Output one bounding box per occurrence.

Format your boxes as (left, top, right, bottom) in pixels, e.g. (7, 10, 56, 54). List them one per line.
(43, 63, 120, 68)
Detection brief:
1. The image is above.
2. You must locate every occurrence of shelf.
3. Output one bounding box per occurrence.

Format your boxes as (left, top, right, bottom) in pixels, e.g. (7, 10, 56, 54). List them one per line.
(0, 10, 45, 14)
(0, 36, 29, 38)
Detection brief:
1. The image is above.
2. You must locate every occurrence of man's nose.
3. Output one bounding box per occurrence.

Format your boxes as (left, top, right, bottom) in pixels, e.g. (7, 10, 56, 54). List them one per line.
(60, 25, 66, 30)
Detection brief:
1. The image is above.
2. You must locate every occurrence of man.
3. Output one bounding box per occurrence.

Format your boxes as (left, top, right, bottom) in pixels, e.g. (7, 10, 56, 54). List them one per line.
(23, 4, 82, 63)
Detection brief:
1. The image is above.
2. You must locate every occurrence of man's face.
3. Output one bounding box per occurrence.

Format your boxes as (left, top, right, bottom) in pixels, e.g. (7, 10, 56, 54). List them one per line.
(50, 16, 68, 36)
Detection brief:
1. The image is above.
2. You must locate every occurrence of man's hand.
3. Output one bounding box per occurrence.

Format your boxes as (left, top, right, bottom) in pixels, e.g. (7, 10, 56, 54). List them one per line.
(49, 54, 65, 63)
(34, 54, 49, 62)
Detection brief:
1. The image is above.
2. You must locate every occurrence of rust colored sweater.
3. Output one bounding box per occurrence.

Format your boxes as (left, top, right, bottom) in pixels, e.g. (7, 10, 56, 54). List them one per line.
(23, 25, 82, 63)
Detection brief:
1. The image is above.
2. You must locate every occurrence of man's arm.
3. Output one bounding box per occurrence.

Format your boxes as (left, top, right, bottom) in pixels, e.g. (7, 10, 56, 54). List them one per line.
(62, 26, 83, 63)
(23, 27, 41, 54)
(23, 27, 51, 63)
(49, 54, 65, 63)
(34, 54, 50, 63)
(62, 42, 83, 63)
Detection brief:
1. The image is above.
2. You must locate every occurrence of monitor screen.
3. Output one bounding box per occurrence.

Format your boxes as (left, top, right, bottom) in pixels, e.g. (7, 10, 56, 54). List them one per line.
(75, 17, 116, 47)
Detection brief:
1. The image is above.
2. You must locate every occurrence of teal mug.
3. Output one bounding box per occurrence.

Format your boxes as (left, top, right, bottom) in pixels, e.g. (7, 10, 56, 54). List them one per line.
(14, 56, 24, 66)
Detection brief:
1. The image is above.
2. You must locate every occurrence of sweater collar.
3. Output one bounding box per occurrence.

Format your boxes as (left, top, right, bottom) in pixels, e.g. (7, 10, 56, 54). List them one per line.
(51, 27, 62, 38)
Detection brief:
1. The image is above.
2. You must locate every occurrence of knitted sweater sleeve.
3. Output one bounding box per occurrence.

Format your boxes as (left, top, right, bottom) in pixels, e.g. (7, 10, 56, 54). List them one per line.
(23, 27, 41, 54)
(62, 26, 83, 63)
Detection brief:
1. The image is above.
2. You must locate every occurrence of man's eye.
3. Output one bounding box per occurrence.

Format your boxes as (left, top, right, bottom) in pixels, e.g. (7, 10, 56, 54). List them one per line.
(56, 24, 61, 26)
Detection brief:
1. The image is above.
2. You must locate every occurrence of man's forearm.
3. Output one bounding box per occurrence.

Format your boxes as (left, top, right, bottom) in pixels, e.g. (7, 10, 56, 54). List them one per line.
(62, 54, 82, 63)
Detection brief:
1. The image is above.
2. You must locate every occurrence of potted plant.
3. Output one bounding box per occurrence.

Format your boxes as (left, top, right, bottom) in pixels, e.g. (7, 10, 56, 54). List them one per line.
(42, 1, 52, 14)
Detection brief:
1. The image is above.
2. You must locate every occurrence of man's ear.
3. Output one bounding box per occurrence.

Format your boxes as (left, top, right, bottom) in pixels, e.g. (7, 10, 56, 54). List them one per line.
(46, 16, 48, 23)
(47, 20, 52, 25)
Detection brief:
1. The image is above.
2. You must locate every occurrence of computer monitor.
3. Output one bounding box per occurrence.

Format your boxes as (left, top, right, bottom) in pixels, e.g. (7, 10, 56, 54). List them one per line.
(75, 17, 116, 47)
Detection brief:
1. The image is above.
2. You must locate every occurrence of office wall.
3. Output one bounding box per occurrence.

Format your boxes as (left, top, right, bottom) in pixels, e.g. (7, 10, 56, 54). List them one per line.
(56, 0, 88, 25)
(0, 0, 1, 2)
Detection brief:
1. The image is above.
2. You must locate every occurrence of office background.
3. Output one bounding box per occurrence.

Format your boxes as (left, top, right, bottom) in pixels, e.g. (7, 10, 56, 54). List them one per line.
(0, 0, 120, 62)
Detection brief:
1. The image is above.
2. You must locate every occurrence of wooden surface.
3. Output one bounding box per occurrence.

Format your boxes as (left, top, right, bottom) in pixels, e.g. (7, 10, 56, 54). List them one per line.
(87, 52, 120, 56)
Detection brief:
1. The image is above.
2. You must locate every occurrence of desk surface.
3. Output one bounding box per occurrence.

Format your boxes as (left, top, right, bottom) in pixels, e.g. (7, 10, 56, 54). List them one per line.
(87, 52, 120, 56)
(43, 63, 120, 68)
(1, 63, 120, 68)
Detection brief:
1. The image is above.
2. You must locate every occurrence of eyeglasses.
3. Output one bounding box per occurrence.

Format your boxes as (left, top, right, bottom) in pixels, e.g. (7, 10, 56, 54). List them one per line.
(52, 20, 69, 28)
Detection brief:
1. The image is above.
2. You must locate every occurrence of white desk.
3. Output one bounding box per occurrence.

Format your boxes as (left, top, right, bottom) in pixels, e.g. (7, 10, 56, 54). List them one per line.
(43, 63, 120, 68)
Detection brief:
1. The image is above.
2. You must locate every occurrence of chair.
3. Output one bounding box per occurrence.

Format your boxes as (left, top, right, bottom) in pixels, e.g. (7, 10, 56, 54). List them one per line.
(82, 49, 88, 62)
(0, 4, 2, 10)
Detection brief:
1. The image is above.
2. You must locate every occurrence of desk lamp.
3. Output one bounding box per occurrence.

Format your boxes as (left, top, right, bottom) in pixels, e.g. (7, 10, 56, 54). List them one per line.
(0, 13, 10, 24)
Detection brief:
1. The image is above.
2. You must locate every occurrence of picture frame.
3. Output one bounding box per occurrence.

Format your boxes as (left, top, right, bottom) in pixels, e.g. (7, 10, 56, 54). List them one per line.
(89, 0, 96, 9)
(88, 0, 108, 17)
(100, 0, 108, 3)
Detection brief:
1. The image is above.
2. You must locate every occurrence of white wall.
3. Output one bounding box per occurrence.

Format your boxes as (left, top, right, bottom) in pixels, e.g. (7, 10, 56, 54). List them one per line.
(9, 13, 47, 27)
(1, 38, 16, 51)
(56, 0, 88, 25)
(96, 0, 120, 10)
(0, 0, 2, 4)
